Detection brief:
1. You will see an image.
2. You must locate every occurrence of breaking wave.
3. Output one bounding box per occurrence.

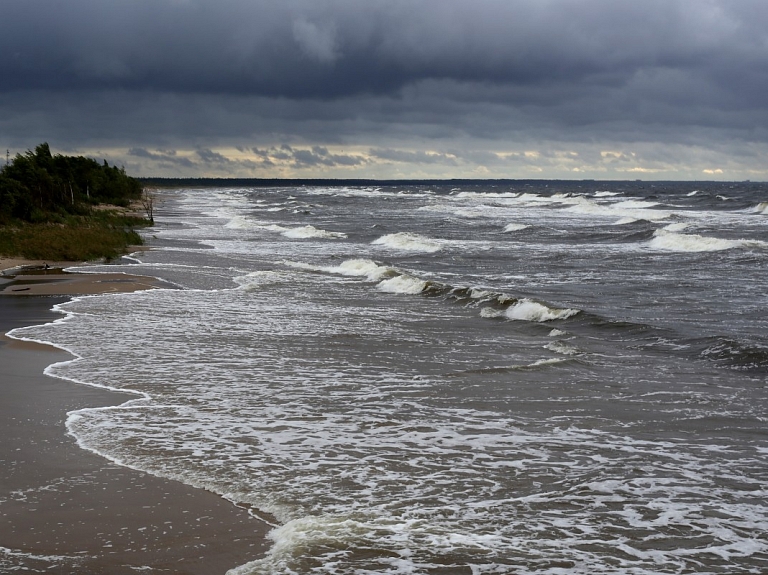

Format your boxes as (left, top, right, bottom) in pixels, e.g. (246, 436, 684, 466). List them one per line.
(663, 222, 691, 232)
(282, 225, 347, 239)
(481, 299, 580, 322)
(224, 215, 259, 229)
(283, 258, 580, 325)
(377, 274, 428, 294)
(225, 217, 347, 240)
(284, 259, 395, 282)
(545, 340, 582, 356)
(224, 216, 288, 233)
(502, 223, 531, 233)
(565, 196, 672, 222)
(649, 229, 768, 252)
(233, 271, 293, 292)
(372, 232, 442, 253)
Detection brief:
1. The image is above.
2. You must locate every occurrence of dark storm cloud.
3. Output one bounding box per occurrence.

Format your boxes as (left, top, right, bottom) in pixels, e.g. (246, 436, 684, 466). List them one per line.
(128, 147, 196, 168)
(3, 0, 767, 106)
(196, 148, 230, 164)
(252, 145, 368, 168)
(2, 0, 768, 178)
(196, 148, 261, 171)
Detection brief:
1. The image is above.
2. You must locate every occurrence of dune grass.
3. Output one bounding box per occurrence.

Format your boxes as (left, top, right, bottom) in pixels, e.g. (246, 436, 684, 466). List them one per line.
(0, 214, 147, 262)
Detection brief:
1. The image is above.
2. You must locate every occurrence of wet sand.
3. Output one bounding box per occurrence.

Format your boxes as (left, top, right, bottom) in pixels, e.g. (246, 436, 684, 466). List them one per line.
(0, 258, 168, 296)
(0, 280, 273, 573)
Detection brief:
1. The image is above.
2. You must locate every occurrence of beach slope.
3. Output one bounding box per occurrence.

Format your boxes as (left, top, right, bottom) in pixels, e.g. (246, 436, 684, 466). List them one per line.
(0, 264, 272, 574)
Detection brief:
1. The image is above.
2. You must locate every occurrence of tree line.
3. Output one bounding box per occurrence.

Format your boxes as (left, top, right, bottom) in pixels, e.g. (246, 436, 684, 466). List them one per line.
(0, 143, 143, 223)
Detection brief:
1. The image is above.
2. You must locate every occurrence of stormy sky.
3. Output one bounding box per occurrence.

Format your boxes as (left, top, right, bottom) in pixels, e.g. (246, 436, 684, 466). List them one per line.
(2, 0, 767, 179)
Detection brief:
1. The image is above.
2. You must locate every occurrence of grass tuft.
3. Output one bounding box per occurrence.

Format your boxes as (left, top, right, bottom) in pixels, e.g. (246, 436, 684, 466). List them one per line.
(0, 214, 147, 262)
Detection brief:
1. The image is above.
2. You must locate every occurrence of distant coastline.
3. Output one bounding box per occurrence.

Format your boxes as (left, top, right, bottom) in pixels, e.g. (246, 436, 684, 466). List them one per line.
(138, 176, 564, 187)
(138, 177, 764, 188)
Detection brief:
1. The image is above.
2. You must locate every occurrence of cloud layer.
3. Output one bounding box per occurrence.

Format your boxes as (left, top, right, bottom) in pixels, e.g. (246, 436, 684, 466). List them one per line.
(2, 0, 767, 179)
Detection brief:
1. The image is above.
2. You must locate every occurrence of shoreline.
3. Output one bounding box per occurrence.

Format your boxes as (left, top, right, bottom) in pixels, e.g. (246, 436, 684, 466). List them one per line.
(0, 255, 170, 297)
(0, 260, 273, 573)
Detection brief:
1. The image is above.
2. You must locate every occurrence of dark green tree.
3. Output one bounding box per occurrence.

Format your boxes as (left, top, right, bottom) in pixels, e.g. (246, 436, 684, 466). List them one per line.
(0, 143, 143, 222)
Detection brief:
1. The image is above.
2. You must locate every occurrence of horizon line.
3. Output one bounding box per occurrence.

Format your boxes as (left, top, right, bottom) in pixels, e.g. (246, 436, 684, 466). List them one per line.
(137, 176, 763, 186)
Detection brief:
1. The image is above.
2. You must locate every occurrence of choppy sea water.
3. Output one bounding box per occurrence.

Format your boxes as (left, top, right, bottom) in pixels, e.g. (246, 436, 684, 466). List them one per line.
(10, 182, 768, 574)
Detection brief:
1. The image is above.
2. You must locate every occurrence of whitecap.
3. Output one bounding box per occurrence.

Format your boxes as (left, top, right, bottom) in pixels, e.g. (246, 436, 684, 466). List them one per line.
(468, 288, 493, 299)
(372, 232, 442, 253)
(481, 299, 579, 322)
(663, 222, 690, 232)
(529, 357, 570, 367)
(565, 196, 671, 222)
(594, 191, 621, 197)
(649, 229, 768, 252)
(333, 259, 393, 281)
(755, 201, 768, 215)
(612, 200, 660, 209)
(282, 225, 347, 239)
(505, 300, 580, 322)
(377, 274, 428, 294)
(545, 340, 581, 356)
(227, 221, 289, 234)
(613, 217, 638, 225)
(284, 258, 393, 282)
(224, 215, 257, 229)
(502, 223, 530, 233)
(234, 271, 291, 292)
(455, 191, 520, 199)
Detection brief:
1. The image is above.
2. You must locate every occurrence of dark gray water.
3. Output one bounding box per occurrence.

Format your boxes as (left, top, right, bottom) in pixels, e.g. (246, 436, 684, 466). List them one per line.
(11, 182, 768, 574)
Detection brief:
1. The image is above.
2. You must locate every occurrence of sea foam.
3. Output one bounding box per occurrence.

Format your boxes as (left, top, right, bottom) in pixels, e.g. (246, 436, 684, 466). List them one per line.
(225, 215, 258, 229)
(13, 184, 767, 575)
(502, 223, 531, 233)
(481, 299, 580, 322)
(333, 259, 393, 281)
(545, 340, 581, 356)
(282, 225, 347, 239)
(377, 274, 428, 294)
(650, 229, 768, 252)
(284, 258, 394, 281)
(565, 196, 671, 222)
(372, 232, 442, 253)
(663, 222, 690, 232)
(234, 271, 292, 292)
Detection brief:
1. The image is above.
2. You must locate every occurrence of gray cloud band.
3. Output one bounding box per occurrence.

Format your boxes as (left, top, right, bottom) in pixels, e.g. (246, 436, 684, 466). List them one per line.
(1, 0, 767, 178)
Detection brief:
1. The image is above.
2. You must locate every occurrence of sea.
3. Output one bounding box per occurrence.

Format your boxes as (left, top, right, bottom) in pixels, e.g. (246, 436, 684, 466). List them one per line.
(9, 181, 768, 574)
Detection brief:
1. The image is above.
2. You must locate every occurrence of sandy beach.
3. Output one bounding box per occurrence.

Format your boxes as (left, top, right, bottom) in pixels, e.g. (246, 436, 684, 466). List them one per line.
(0, 256, 169, 296)
(0, 262, 273, 574)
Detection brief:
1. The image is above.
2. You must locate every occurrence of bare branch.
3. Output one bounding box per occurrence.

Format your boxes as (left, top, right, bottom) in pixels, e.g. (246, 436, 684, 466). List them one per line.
(140, 188, 156, 224)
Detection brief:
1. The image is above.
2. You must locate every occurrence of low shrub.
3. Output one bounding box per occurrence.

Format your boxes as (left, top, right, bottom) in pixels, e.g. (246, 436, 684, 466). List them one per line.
(0, 219, 145, 261)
